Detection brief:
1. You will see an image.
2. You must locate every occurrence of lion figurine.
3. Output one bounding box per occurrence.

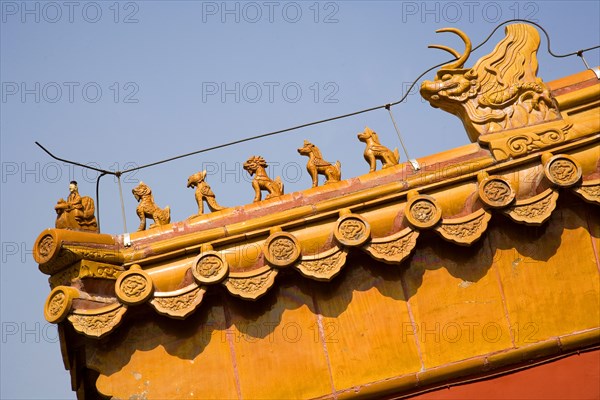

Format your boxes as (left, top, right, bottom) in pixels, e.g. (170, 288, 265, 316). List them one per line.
(187, 170, 226, 215)
(242, 156, 284, 202)
(132, 182, 171, 231)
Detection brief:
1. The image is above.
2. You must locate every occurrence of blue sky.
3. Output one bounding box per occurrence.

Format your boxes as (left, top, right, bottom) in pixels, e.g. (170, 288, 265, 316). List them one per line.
(1, 1, 599, 398)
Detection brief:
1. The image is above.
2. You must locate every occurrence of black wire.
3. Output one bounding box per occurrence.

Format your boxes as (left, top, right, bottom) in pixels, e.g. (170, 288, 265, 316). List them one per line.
(38, 19, 599, 176)
(95, 172, 108, 231)
(35, 19, 600, 229)
(120, 104, 387, 173)
(35, 141, 114, 175)
(388, 19, 600, 110)
(119, 18, 600, 174)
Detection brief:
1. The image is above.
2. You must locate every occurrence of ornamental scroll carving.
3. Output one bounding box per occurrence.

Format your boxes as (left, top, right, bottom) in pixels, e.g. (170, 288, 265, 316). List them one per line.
(405, 195, 442, 229)
(34, 229, 123, 275)
(44, 286, 80, 323)
(479, 122, 573, 161)
(150, 285, 206, 319)
(421, 24, 560, 143)
(334, 214, 371, 246)
(435, 209, 491, 245)
(543, 154, 582, 187)
(115, 266, 153, 305)
(478, 175, 515, 208)
(79, 262, 123, 280)
(34, 234, 80, 275)
(264, 232, 301, 268)
(296, 246, 348, 281)
(362, 227, 419, 264)
(48, 267, 79, 288)
(192, 252, 229, 284)
(573, 179, 600, 205)
(68, 303, 127, 339)
(48, 260, 123, 288)
(503, 188, 558, 226)
(224, 267, 278, 300)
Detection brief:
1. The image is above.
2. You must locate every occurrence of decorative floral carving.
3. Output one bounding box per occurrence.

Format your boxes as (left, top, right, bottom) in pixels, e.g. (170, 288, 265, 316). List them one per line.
(479, 177, 515, 208)
(192, 252, 229, 284)
(435, 209, 491, 245)
(296, 247, 348, 281)
(334, 214, 371, 246)
(504, 188, 558, 226)
(150, 286, 206, 319)
(362, 228, 419, 264)
(68, 304, 127, 338)
(405, 195, 442, 229)
(115, 267, 153, 305)
(224, 268, 278, 300)
(573, 179, 600, 205)
(544, 154, 582, 187)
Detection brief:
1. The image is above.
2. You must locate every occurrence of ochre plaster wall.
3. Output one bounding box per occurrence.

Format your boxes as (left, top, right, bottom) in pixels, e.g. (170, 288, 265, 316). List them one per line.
(83, 194, 599, 399)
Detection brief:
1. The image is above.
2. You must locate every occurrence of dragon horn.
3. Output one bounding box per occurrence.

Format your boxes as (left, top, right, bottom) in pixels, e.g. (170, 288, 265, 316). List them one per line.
(428, 27, 472, 70)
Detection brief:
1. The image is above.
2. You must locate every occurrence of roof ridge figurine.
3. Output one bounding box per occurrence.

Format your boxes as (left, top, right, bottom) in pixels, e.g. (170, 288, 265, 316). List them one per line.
(243, 155, 284, 202)
(420, 24, 560, 142)
(357, 126, 400, 172)
(54, 180, 98, 232)
(297, 139, 342, 187)
(132, 181, 171, 231)
(187, 170, 227, 216)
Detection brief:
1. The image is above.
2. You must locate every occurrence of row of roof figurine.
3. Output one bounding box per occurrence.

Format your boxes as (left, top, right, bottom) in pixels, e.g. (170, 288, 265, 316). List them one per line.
(54, 127, 401, 232)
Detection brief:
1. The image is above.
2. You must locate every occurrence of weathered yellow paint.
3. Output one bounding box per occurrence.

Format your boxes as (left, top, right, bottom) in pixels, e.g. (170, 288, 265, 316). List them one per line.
(491, 201, 600, 345)
(91, 304, 239, 399)
(316, 257, 422, 390)
(227, 284, 333, 399)
(403, 235, 513, 369)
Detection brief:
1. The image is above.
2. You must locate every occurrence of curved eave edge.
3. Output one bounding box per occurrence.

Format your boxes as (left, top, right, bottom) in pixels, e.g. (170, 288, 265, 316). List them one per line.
(40, 146, 599, 338)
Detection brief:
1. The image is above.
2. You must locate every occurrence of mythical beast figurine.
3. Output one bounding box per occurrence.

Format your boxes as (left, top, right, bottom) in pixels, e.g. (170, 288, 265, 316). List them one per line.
(243, 156, 284, 202)
(420, 24, 560, 142)
(357, 127, 400, 172)
(297, 140, 341, 187)
(132, 182, 171, 231)
(187, 170, 226, 215)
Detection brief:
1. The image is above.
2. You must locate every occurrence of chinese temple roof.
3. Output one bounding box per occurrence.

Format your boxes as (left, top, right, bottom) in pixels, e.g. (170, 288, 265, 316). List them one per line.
(33, 23, 599, 399)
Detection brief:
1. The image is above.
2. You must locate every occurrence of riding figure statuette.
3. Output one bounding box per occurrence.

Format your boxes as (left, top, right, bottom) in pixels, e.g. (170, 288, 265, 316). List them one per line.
(54, 181, 98, 232)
